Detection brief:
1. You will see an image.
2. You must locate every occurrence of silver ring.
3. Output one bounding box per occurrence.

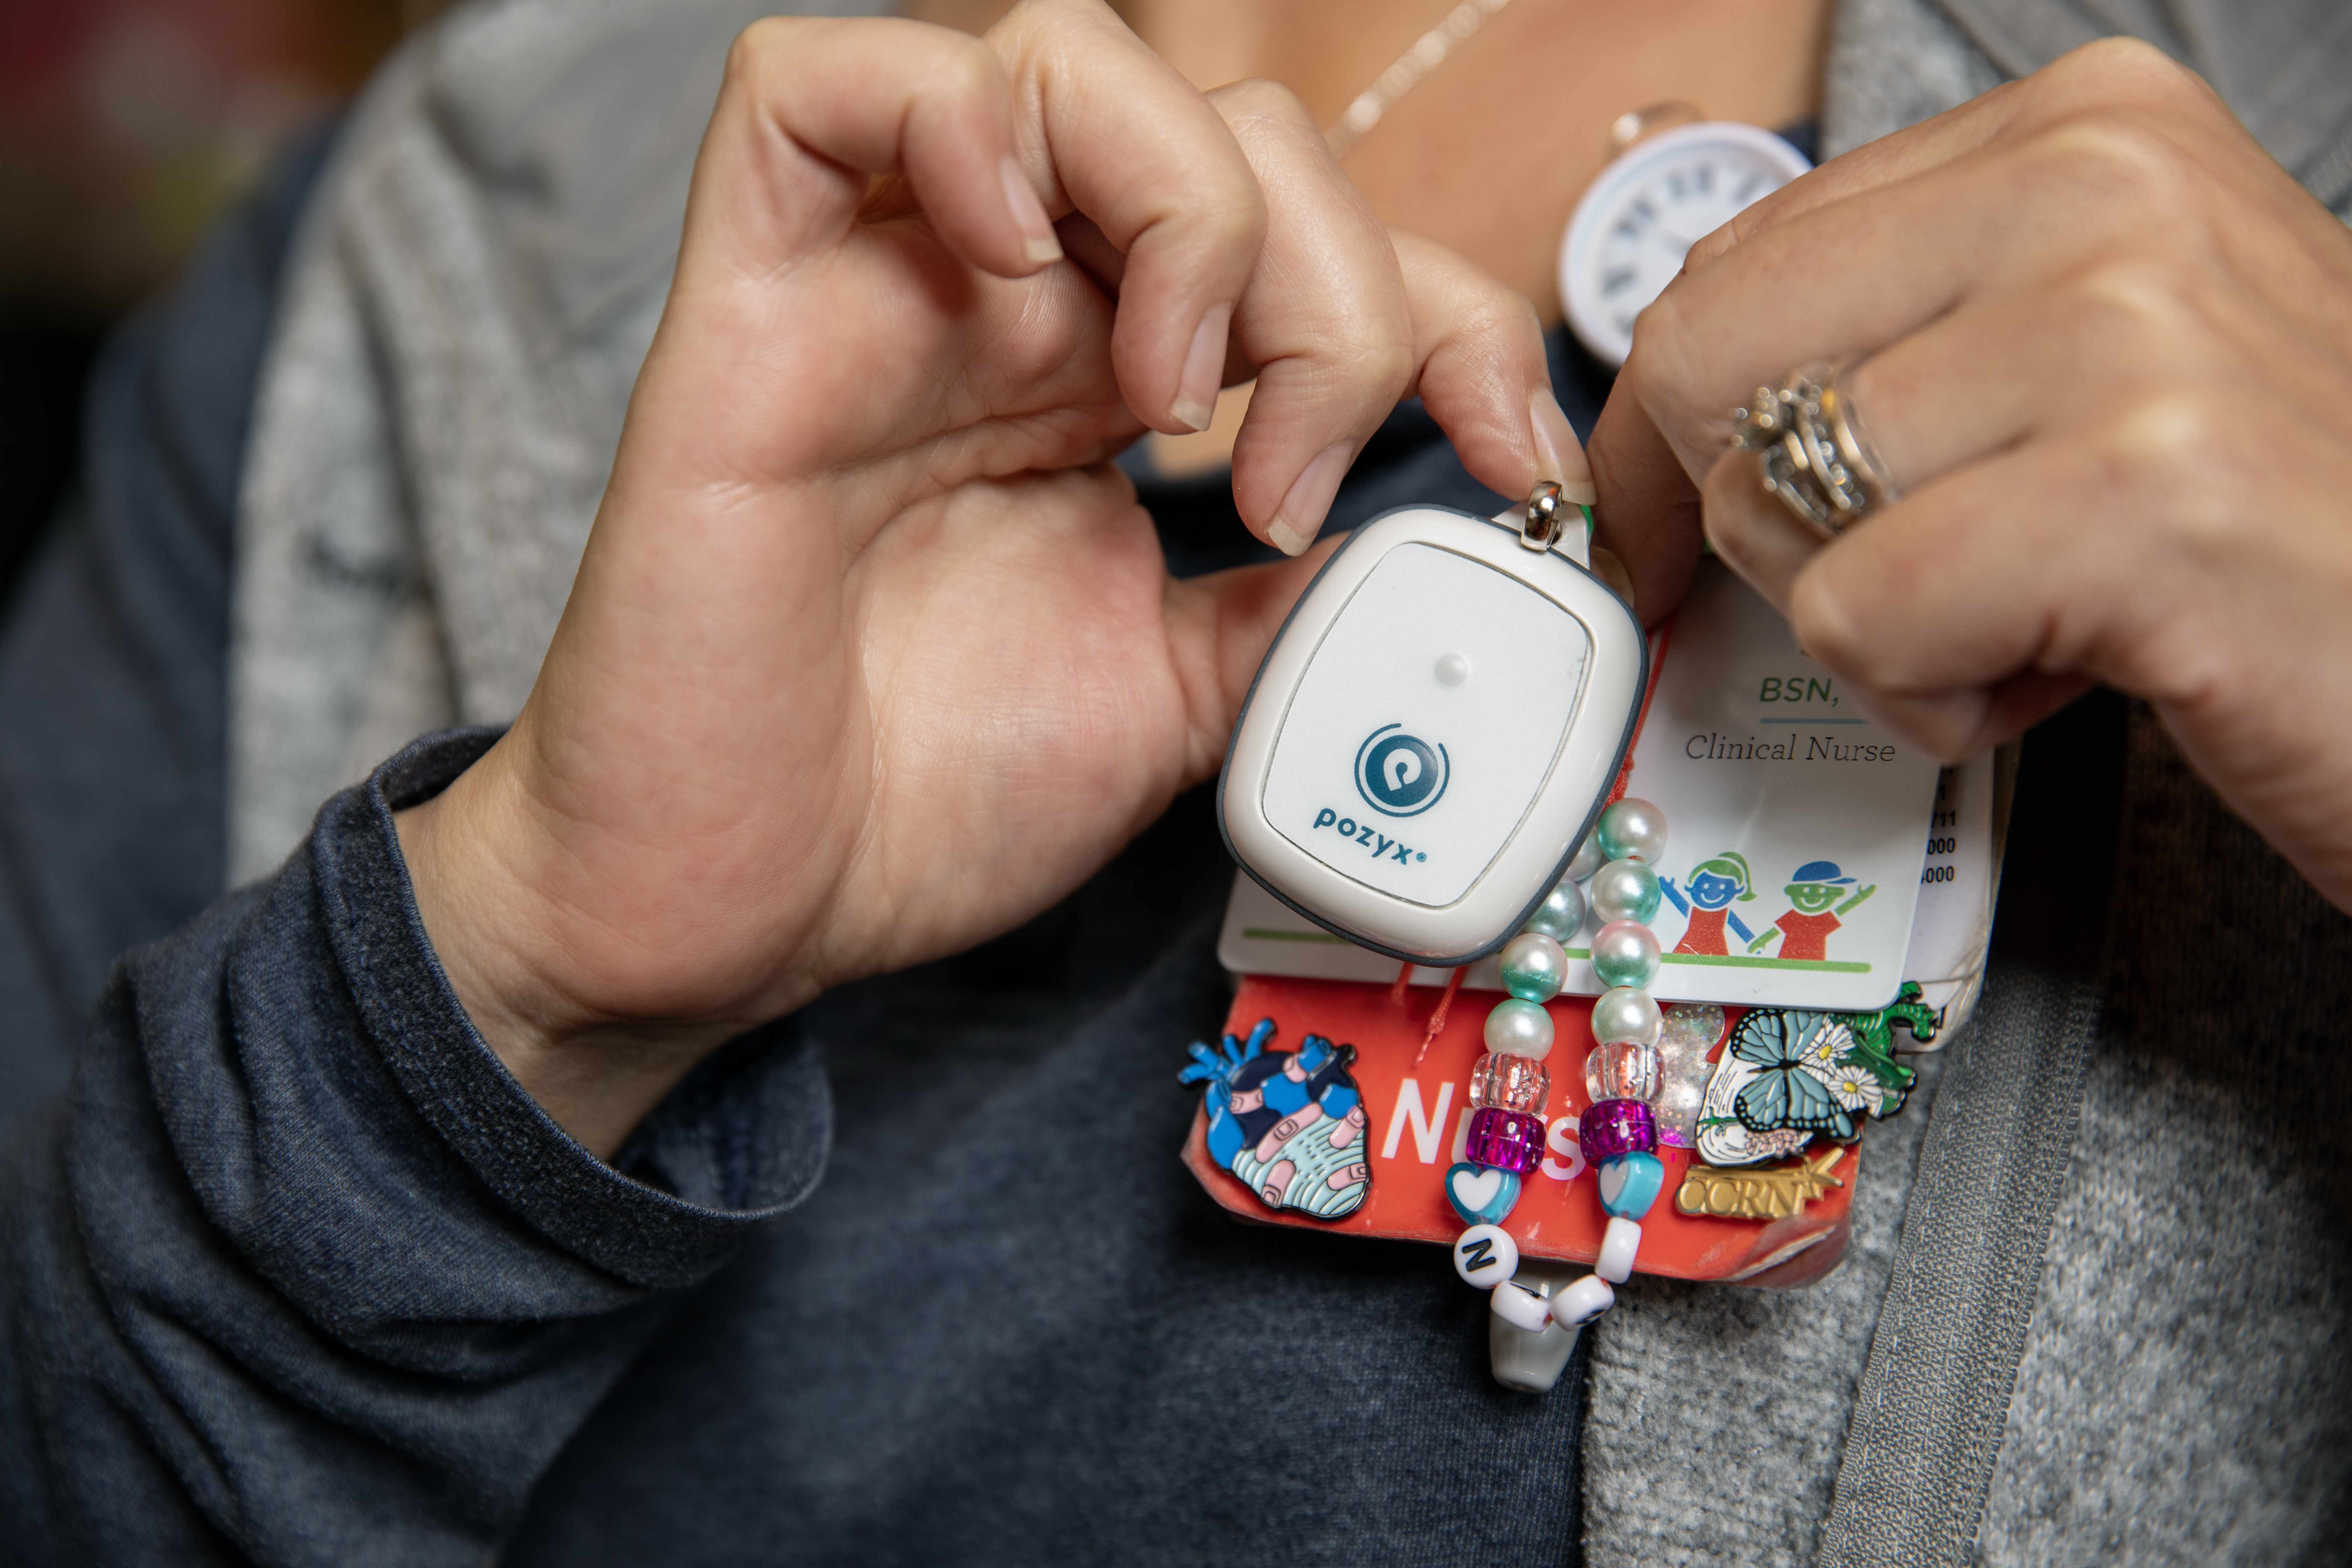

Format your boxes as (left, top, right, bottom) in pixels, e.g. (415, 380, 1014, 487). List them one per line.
(1731, 364, 1898, 538)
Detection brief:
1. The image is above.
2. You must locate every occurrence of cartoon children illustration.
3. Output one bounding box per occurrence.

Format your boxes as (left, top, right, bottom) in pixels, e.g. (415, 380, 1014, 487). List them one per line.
(1658, 852, 1760, 955)
(1747, 860, 1877, 962)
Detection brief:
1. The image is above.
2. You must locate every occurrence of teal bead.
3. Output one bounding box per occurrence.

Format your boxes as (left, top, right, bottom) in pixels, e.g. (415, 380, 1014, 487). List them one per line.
(1596, 797, 1669, 864)
(1444, 1160, 1523, 1226)
(1597, 1152, 1666, 1220)
(1499, 932, 1568, 1002)
(1588, 858, 1661, 925)
(1590, 919, 1661, 990)
(1521, 877, 1585, 943)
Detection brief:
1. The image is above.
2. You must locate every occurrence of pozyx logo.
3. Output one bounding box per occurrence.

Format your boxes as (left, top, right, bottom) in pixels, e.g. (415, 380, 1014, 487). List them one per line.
(1311, 808, 1427, 866)
(1354, 723, 1448, 817)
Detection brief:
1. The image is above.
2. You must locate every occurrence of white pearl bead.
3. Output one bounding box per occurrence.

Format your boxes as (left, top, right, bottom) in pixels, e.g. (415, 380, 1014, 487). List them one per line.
(1588, 858, 1662, 924)
(1589, 918, 1661, 990)
(1590, 986, 1662, 1047)
(1521, 877, 1584, 943)
(1566, 829, 1605, 883)
(1484, 997, 1555, 1059)
(1596, 1216, 1642, 1283)
(1597, 796, 1670, 864)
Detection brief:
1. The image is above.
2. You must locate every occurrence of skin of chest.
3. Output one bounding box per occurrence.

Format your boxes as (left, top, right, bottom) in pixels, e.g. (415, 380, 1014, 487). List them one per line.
(908, 0, 1829, 318)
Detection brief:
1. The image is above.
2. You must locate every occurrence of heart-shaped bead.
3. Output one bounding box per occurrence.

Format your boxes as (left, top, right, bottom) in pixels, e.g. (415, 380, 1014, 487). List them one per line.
(1444, 1160, 1522, 1226)
(1597, 1151, 1665, 1220)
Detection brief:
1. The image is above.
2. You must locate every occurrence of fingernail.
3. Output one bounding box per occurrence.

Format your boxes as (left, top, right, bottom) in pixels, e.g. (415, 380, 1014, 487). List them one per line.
(1530, 387, 1596, 505)
(1266, 516, 1315, 556)
(1000, 154, 1062, 266)
(1267, 444, 1352, 556)
(1171, 303, 1232, 433)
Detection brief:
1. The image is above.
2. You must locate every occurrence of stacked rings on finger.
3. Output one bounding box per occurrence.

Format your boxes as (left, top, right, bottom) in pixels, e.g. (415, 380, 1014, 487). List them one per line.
(1732, 364, 1898, 537)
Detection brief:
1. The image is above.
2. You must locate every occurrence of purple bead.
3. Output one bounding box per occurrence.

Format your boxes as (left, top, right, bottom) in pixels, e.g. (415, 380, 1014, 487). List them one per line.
(1579, 1098, 1658, 1164)
(1465, 1107, 1546, 1175)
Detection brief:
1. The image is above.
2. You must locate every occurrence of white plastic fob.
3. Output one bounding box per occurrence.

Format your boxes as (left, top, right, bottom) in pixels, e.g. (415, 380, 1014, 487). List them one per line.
(1218, 502, 1646, 966)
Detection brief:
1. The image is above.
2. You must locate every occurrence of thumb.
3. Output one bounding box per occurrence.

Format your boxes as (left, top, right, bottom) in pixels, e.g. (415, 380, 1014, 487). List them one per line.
(1165, 544, 1339, 786)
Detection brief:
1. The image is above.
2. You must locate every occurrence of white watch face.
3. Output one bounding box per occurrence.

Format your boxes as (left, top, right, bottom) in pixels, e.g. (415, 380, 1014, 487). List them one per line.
(1559, 122, 1813, 367)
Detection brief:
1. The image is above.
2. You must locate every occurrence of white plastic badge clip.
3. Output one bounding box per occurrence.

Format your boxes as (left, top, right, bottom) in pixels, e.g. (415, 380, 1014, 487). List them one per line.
(1219, 485, 1647, 966)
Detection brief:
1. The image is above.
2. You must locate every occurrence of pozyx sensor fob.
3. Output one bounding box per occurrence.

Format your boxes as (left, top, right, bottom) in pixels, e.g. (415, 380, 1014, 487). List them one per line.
(1219, 500, 1647, 966)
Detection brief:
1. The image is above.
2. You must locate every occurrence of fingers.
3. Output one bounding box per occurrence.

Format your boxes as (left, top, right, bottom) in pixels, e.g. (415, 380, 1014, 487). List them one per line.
(1701, 238, 2241, 614)
(685, 16, 1058, 288)
(1389, 229, 1592, 510)
(1206, 78, 1410, 552)
(1683, 36, 2228, 276)
(1167, 545, 1339, 783)
(1595, 38, 2245, 618)
(1588, 389, 1703, 623)
(1190, 82, 1573, 558)
(989, 0, 1267, 436)
(1697, 446, 1823, 617)
(1770, 438, 2153, 760)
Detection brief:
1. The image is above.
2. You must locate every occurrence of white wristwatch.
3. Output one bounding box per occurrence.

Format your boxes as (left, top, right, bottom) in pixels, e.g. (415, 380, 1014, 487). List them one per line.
(1558, 120, 1813, 367)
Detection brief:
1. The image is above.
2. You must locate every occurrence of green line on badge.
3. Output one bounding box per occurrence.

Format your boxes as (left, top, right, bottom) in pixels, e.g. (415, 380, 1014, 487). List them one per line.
(1660, 953, 1872, 972)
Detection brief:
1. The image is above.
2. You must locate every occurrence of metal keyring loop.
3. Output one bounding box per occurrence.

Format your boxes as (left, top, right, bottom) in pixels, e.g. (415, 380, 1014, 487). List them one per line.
(1731, 363, 1899, 539)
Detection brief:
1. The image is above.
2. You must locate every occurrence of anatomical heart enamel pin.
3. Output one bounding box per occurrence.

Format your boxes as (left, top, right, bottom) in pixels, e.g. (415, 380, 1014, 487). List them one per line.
(1180, 1018, 1371, 1219)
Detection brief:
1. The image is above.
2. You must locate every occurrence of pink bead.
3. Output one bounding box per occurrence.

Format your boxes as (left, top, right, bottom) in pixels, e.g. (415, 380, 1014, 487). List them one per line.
(1469, 1051, 1550, 1115)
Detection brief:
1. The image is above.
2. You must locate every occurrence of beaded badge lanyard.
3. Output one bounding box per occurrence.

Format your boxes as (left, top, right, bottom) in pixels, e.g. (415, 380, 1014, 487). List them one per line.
(1445, 795, 1672, 1336)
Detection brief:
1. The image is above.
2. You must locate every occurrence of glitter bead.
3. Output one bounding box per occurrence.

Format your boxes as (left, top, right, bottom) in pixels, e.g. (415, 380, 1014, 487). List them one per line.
(1521, 877, 1585, 943)
(1584, 1041, 1660, 1103)
(1566, 830, 1605, 883)
(1498, 932, 1568, 1003)
(1597, 1152, 1666, 1220)
(1596, 797, 1669, 864)
(1590, 986, 1662, 1046)
(1484, 997, 1555, 1059)
(1589, 919, 1661, 990)
(1466, 1107, 1547, 1174)
(1579, 1098, 1658, 1163)
(1652, 1003, 1725, 1148)
(1588, 858, 1661, 925)
(1469, 1050, 1550, 1114)
(1596, 1216, 1642, 1283)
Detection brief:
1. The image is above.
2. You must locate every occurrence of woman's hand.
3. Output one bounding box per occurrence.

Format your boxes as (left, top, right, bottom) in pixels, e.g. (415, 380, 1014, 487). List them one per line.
(1590, 37, 2352, 912)
(393, 0, 1581, 1155)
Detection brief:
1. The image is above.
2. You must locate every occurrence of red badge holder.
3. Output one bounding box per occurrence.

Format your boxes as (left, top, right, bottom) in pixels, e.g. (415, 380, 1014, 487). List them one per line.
(1184, 979, 1858, 1286)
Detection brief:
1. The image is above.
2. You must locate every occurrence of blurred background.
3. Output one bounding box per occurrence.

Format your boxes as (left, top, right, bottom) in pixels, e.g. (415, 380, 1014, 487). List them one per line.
(1, 0, 448, 597)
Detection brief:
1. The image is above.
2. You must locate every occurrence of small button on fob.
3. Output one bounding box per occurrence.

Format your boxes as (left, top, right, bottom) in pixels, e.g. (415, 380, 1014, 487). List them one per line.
(1219, 504, 1647, 965)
